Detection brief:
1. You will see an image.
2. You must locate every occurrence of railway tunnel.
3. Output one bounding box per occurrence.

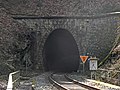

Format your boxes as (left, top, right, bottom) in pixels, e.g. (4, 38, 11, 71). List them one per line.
(13, 16, 118, 72)
(43, 28, 79, 72)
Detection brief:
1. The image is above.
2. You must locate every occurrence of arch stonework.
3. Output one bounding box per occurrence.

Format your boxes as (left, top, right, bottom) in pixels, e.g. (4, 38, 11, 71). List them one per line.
(43, 28, 79, 72)
(16, 17, 118, 71)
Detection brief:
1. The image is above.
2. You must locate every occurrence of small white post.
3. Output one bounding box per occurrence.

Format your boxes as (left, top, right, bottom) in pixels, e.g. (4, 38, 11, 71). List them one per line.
(7, 74, 13, 90)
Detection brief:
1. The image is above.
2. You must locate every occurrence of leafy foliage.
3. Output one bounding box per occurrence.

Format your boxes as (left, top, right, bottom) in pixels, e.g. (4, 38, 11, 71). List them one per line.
(0, 7, 32, 73)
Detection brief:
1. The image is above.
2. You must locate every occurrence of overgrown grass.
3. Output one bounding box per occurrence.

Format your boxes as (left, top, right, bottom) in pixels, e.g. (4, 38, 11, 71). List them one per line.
(0, 75, 8, 81)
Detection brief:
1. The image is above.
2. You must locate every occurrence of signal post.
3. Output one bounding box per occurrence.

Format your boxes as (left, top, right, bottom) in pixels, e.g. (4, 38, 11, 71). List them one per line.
(89, 56, 98, 80)
(80, 55, 88, 73)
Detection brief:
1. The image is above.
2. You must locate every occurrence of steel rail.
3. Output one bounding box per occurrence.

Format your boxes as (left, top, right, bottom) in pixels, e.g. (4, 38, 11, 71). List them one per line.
(64, 74, 100, 90)
(48, 73, 69, 90)
(49, 73, 100, 90)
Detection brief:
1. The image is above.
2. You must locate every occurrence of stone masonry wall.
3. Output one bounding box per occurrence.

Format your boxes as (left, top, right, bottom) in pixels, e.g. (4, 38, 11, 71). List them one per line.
(1, 0, 120, 71)
(16, 16, 118, 70)
(1, 0, 120, 16)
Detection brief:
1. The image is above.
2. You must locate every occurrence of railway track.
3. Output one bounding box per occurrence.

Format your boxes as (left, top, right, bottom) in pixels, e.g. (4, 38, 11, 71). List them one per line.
(49, 73, 100, 90)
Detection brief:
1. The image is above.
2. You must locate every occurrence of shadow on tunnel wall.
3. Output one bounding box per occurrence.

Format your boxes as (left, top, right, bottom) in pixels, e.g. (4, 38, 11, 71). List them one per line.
(42, 28, 79, 72)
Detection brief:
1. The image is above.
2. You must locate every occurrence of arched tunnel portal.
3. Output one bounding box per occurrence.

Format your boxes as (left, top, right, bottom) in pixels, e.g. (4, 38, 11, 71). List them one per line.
(43, 28, 79, 72)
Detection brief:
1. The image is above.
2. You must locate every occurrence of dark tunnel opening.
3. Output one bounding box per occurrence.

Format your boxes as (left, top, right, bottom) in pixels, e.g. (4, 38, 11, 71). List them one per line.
(43, 28, 79, 72)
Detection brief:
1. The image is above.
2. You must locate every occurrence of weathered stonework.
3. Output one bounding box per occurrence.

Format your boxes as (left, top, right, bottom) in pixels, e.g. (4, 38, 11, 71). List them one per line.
(0, 0, 120, 72)
(16, 16, 118, 70)
(1, 0, 120, 16)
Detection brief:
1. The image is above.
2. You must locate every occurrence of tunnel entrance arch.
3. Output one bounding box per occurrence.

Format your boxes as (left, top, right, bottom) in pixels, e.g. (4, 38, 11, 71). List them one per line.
(43, 28, 79, 72)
